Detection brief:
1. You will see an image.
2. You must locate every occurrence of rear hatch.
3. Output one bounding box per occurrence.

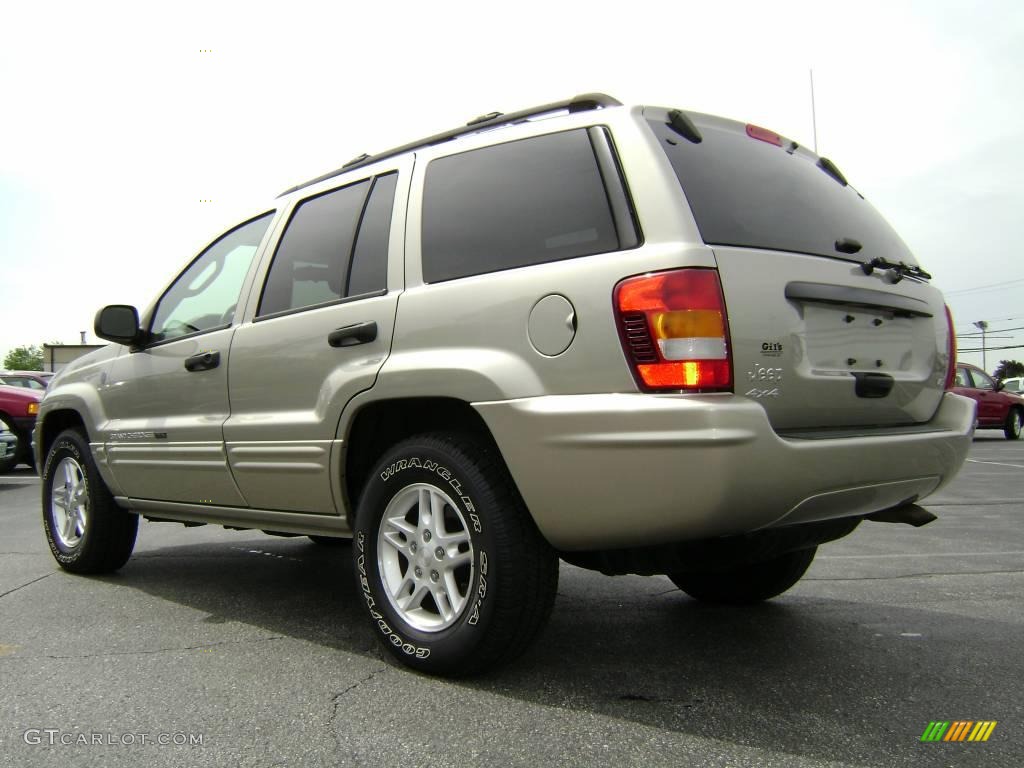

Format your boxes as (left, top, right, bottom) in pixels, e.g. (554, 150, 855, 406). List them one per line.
(645, 107, 951, 431)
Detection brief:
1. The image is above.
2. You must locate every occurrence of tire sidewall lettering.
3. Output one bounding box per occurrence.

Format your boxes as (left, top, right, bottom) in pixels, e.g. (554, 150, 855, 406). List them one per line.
(358, 449, 496, 666)
(377, 457, 479, 521)
(356, 530, 434, 659)
(42, 437, 90, 561)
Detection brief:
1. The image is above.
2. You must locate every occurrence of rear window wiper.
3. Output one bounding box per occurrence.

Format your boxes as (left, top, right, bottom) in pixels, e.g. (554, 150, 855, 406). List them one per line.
(860, 257, 932, 282)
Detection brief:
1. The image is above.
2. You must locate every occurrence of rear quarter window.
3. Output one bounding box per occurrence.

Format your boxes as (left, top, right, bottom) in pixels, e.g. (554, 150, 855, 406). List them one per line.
(421, 129, 623, 283)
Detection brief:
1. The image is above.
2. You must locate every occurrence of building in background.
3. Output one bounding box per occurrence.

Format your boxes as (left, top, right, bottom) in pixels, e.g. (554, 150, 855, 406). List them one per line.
(42, 343, 104, 373)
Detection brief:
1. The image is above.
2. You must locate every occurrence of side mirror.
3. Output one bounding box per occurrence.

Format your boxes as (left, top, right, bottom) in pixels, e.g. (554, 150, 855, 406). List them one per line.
(94, 305, 143, 345)
(994, 380, 1005, 392)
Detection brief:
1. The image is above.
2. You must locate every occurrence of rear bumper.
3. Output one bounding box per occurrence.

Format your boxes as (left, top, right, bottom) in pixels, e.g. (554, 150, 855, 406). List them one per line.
(474, 392, 975, 550)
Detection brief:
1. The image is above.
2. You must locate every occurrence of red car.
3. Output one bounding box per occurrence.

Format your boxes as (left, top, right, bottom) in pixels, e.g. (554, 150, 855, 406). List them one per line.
(0, 384, 40, 472)
(953, 363, 1024, 440)
(0, 370, 53, 391)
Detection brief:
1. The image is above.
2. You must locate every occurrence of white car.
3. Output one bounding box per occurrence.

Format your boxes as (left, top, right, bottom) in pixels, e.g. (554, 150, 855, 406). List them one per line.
(1001, 376, 1024, 394)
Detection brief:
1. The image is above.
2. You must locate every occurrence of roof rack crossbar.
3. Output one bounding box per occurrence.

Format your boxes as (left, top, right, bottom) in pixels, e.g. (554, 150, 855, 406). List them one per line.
(278, 93, 621, 197)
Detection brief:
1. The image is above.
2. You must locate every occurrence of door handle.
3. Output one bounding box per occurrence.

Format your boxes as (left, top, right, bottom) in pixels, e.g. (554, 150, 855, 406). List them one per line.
(328, 321, 378, 347)
(184, 351, 221, 372)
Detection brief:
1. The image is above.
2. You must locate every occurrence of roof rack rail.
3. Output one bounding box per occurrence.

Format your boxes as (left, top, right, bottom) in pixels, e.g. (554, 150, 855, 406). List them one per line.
(342, 153, 371, 168)
(278, 92, 622, 197)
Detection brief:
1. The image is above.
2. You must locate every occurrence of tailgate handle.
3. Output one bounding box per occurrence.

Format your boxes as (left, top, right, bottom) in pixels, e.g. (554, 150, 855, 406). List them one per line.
(785, 282, 933, 318)
(853, 372, 894, 399)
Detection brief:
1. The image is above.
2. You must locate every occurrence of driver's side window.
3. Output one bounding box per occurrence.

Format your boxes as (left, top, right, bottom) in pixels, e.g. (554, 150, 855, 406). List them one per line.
(973, 369, 996, 391)
(151, 213, 274, 343)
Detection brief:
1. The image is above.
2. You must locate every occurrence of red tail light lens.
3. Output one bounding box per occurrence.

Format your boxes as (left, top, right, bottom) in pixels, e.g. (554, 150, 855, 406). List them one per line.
(614, 268, 732, 392)
(944, 305, 957, 390)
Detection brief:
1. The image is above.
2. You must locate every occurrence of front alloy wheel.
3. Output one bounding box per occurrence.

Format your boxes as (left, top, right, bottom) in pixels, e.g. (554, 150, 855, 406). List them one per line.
(50, 457, 89, 550)
(42, 428, 138, 574)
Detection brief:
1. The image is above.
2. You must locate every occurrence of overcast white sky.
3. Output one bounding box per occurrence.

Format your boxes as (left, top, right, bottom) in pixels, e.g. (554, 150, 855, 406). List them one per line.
(2, 0, 1022, 371)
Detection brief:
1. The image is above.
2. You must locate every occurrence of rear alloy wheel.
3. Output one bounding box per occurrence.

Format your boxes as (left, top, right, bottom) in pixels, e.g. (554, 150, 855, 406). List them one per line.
(42, 429, 138, 574)
(1004, 408, 1022, 440)
(354, 432, 558, 676)
(669, 547, 817, 605)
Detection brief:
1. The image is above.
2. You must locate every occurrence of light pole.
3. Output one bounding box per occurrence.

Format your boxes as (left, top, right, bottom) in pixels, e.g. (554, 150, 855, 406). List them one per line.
(973, 320, 989, 372)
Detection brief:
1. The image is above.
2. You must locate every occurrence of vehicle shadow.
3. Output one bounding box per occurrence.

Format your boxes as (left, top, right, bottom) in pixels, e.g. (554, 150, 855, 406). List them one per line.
(106, 534, 1020, 766)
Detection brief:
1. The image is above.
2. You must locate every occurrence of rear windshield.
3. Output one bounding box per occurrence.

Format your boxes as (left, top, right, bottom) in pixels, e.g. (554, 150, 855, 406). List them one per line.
(646, 109, 914, 264)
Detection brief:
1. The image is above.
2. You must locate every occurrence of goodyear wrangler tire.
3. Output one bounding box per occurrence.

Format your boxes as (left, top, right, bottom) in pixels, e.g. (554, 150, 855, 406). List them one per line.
(41, 429, 138, 574)
(353, 432, 558, 676)
(669, 547, 817, 605)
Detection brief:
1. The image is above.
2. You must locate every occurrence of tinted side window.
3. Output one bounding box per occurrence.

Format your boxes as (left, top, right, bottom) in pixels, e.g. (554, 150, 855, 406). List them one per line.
(954, 368, 972, 388)
(151, 213, 274, 343)
(422, 130, 620, 283)
(348, 173, 398, 296)
(259, 180, 371, 317)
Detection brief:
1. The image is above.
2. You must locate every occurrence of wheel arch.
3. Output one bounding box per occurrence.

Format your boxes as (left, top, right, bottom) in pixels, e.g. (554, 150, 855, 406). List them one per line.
(341, 397, 504, 528)
(38, 408, 90, 465)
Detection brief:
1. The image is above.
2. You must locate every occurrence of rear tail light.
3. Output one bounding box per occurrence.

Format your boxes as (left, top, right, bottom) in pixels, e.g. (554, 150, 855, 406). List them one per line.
(614, 268, 732, 392)
(944, 304, 957, 390)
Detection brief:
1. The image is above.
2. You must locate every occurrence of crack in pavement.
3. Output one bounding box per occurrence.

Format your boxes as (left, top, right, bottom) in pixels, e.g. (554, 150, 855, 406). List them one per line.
(327, 666, 388, 755)
(331, 667, 388, 707)
(0, 635, 287, 661)
(0, 571, 54, 600)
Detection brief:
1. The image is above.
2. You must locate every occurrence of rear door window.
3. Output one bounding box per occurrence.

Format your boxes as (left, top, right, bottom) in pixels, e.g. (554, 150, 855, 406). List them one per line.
(421, 129, 632, 283)
(258, 181, 370, 317)
(647, 109, 914, 264)
(348, 173, 399, 297)
(258, 173, 399, 317)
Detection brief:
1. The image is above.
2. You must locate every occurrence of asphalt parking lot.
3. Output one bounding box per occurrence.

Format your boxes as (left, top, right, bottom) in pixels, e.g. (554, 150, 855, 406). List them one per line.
(1, 435, 1021, 767)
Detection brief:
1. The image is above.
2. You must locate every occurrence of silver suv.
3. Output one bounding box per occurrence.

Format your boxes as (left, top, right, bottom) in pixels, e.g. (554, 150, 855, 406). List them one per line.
(36, 94, 973, 675)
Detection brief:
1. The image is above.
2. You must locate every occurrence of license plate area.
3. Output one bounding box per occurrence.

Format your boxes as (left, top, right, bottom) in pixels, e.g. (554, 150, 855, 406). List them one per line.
(803, 304, 918, 375)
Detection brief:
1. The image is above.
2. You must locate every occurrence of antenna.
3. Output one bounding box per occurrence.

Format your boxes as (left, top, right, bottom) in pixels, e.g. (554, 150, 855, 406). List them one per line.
(810, 68, 818, 154)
